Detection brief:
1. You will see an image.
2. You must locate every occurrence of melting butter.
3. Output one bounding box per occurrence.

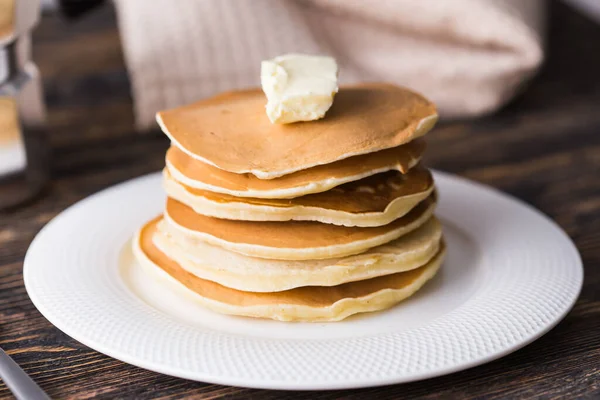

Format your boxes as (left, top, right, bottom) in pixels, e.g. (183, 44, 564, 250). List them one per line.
(260, 54, 338, 124)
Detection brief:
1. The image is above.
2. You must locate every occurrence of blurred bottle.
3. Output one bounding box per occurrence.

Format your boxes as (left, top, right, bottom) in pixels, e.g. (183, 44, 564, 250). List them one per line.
(0, 0, 48, 209)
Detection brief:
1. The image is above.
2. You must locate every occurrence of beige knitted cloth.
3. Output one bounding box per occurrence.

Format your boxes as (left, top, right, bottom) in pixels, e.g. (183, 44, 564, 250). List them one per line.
(114, 0, 545, 130)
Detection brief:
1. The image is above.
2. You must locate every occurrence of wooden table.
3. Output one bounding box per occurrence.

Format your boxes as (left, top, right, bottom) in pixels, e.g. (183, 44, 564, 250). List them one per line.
(1, 2, 599, 398)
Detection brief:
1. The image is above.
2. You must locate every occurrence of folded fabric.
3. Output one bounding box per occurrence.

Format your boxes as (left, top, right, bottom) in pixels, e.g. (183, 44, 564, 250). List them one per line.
(114, 0, 545, 130)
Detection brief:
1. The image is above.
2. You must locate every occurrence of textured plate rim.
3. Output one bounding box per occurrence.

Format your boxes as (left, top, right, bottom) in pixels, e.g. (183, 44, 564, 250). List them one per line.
(23, 171, 583, 390)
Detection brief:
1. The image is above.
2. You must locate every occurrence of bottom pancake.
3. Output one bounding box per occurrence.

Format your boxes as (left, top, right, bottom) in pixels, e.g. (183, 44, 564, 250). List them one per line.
(133, 217, 445, 322)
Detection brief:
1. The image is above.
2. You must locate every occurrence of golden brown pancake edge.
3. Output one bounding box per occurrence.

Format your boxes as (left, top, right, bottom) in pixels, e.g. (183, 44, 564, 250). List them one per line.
(163, 194, 437, 249)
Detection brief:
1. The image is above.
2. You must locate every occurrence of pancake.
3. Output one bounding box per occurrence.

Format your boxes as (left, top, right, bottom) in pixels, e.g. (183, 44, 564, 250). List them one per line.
(134, 217, 445, 322)
(157, 83, 437, 179)
(166, 139, 425, 199)
(154, 217, 442, 292)
(164, 167, 434, 227)
(163, 194, 436, 260)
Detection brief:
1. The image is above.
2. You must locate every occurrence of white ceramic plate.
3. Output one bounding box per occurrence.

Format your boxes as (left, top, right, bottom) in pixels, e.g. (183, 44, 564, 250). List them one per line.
(24, 171, 583, 390)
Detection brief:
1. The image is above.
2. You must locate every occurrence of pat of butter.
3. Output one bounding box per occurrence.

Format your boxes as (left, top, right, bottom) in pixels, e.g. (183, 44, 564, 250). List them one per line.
(261, 54, 338, 124)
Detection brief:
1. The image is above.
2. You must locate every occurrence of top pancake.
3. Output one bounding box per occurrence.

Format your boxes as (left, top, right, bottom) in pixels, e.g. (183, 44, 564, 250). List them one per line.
(157, 83, 438, 179)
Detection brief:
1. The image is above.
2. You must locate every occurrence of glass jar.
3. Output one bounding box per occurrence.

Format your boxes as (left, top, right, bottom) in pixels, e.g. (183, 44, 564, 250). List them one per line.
(0, 0, 48, 210)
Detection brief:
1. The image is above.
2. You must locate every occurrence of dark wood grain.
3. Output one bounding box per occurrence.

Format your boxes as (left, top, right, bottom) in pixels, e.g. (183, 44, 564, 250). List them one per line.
(1, 2, 599, 399)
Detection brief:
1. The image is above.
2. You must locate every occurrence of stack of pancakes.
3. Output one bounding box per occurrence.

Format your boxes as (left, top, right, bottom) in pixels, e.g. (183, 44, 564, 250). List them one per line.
(134, 83, 445, 322)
